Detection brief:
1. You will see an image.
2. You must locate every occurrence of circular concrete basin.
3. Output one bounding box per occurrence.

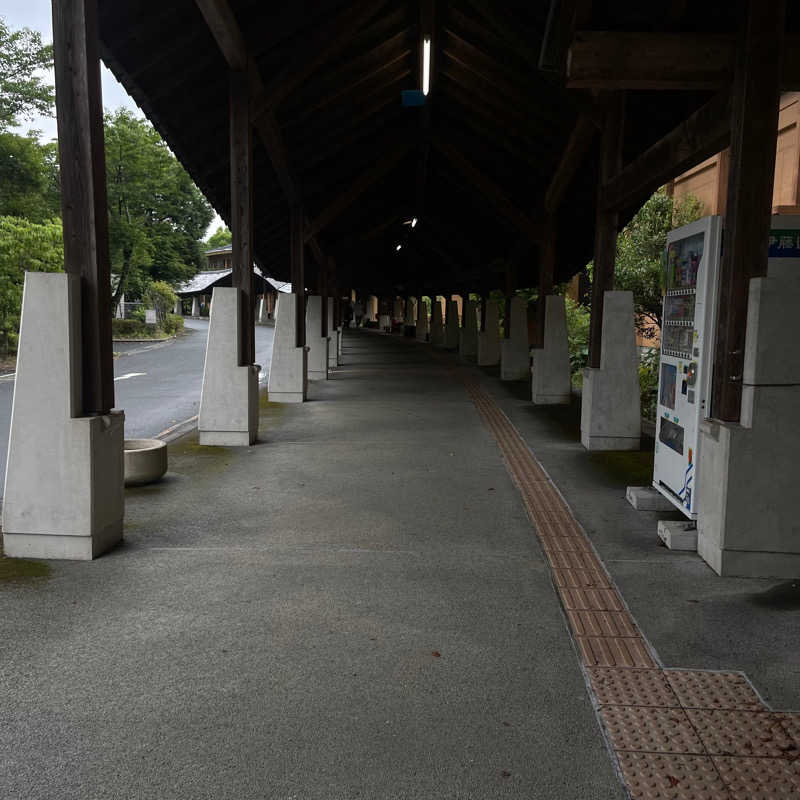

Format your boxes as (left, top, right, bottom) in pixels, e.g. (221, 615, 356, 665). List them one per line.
(124, 439, 168, 486)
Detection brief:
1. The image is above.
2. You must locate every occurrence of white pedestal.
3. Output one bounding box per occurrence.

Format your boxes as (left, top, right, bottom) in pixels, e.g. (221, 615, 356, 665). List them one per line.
(305, 295, 328, 381)
(268, 293, 307, 403)
(198, 287, 259, 446)
(531, 295, 571, 404)
(500, 297, 529, 380)
(580, 291, 640, 451)
(191, 297, 200, 317)
(430, 300, 445, 346)
(416, 303, 429, 342)
(379, 313, 391, 333)
(459, 299, 478, 360)
(626, 486, 676, 512)
(696, 273, 800, 577)
(326, 298, 337, 368)
(478, 301, 500, 366)
(445, 300, 460, 349)
(257, 296, 267, 323)
(405, 297, 417, 326)
(337, 325, 343, 363)
(2, 272, 124, 560)
(658, 519, 698, 551)
(393, 298, 404, 323)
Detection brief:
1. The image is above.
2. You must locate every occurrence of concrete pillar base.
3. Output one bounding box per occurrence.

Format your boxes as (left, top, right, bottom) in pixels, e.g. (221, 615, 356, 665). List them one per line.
(379, 313, 392, 333)
(191, 296, 200, 317)
(445, 300, 460, 349)
(531, 295, 571, 404)
(459, 299, 478, 360)
(2, 272, 124, 560)
(337, 326, 343, 363)
(306, 296, 328, 381)
(477, 302, 500, 366)
(580, 291, 640, 451)
(430, 300, 444, 346)
(326, 298, 337, 368)
(416, 305, 429, 342)
(199, 287, 260, 446)
(268, 293, 307, 403)
(500, 297, 529, 380)
(257, 296, 267, 324)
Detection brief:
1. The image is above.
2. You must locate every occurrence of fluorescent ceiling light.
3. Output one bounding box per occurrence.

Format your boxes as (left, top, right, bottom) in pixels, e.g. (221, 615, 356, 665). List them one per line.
(411, 217, 418, 228)
(396, 244, 402, 251)
(422, 38, 431, 96)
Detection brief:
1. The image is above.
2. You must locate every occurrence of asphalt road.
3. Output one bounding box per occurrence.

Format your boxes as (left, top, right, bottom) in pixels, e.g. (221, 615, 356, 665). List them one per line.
(0, 318, 274, 496)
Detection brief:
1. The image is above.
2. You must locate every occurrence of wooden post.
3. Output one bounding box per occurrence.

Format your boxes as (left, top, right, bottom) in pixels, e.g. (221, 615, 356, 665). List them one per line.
(480, 294, 487, 332)
(537, 225, 556, 347)
(588, 93, 625, 369)
(229, 70, 254, 365)
(320, 258, 328, 338)
(52, 0, 113, 414)
(290, 206, 305, 348)
(504, 269, 515, 339)
(712, 1, 785, 421)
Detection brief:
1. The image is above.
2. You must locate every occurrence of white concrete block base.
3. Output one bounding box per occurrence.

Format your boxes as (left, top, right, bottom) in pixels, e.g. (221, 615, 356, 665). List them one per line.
(430, 301, 444, 347)
(198, 287, 259, 446)
(445, 301, 460, 349)
(306, 296, 329, 381)
(416, 305, 429, 342)
(268, 293, 307, 403)
(531, 296, 571, 405)
(2, 272, 124, 560)
(626, 486, 676, 512)
(337, 326, 343, 361)
(459, 299, 478, 360)
(657, 519, 698, 551)
(477, 302, 500, 366)
(500, 297, 529, 380)
(695, 274, 800, 578)
(580, 292, 641, 451)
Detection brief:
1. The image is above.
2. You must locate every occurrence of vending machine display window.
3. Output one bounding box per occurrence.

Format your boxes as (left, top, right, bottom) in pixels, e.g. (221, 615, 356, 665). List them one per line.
(659, 363, 677, 410)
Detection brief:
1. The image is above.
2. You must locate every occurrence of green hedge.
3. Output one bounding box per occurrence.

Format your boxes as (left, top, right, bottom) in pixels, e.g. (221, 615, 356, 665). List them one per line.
(112, 314, 184, 340)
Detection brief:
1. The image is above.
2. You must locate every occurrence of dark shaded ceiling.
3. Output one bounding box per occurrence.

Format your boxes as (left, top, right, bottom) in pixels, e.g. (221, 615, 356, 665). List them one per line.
(97, 1, 790, 293)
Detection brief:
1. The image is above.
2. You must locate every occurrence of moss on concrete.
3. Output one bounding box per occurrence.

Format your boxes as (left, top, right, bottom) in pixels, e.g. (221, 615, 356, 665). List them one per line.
(0, 542, 51, 583)
(588, 450, 655, 487)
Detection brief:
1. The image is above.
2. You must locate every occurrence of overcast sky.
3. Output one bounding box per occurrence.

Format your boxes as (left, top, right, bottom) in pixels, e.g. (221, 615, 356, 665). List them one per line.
(4, 1, 224, 234)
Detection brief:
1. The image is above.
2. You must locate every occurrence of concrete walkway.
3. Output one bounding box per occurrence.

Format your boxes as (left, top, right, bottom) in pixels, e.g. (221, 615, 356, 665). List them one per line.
(0, 329, 622, 799)
(4, 329, 798, 798)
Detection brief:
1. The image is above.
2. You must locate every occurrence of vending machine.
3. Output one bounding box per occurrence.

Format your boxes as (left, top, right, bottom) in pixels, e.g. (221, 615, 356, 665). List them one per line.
(652, 216, 722, 517)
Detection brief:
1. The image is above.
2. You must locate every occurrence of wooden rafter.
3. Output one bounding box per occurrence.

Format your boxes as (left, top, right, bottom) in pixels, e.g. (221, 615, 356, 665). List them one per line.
(432, 135, 545, 244)
(545, 112, 597, 213)
(602, 89, 731, 213)
(304, 142, 413, 242)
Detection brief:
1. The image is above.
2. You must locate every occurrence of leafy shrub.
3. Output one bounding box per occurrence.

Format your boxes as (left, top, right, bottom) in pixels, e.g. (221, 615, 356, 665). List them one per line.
(162, 313, 184, 335)
(143, 280, 177, 327)
(639, 347, 660, 421)
(564, 296, 590, 378)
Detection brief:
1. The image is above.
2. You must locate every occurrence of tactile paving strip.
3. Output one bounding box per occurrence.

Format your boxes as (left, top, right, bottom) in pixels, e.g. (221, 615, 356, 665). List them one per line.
(462, 378, 800, 799)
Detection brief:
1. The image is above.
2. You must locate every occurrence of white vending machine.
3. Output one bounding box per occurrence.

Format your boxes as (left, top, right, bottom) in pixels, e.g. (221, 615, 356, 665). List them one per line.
(652, 216, 722, 517)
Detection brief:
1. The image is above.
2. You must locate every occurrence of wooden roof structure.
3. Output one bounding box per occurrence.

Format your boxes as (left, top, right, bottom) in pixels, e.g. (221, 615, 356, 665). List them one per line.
(95, 1, 798, 296)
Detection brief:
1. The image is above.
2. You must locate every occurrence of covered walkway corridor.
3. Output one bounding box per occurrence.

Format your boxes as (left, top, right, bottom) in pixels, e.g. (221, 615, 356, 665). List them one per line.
(4, 330, 799, 798)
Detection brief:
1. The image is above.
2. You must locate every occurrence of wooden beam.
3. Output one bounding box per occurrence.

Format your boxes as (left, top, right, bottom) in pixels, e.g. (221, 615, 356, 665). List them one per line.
(53, 0, 114, 414)
(602, 89, 731, 213)
(194, 0, 247, 70)
(567, 31, 800, 90)
(432, 135, 545, 244)
(260, 0, 389, 111)
(588, 93, 624, 369)
(304, 143, 412, 241)
(712, 2, 785, 422)
(545, 113, 597, 213)
(229, 70, 254, 365)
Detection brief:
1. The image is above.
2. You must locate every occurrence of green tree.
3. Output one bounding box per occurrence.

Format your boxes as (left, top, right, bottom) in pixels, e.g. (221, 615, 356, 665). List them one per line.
(205, 225, 231, 249)
(0, 216, 63, 354)
(104, 109, 213, 307)
(0, 18, 54, 131)
(613, 189, 703, 339)
(0, 132, 60, 221)
(143, 280, 176, 327)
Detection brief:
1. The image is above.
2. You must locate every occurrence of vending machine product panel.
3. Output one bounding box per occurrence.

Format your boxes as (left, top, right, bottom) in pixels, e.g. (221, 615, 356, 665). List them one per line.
(653, 216, 722, 517)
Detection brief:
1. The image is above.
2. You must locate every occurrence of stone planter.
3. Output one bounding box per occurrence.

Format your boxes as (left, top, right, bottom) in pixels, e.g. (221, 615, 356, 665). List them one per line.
(124, 439, 168, 486)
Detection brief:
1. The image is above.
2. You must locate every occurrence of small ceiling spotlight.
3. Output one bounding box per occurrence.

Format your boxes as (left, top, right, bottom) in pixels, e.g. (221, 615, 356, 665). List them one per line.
(411, 217, 418, 228)
(396, 244, 403, 251)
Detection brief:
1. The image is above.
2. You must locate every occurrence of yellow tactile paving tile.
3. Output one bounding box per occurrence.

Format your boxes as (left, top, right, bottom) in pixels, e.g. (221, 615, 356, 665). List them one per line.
(588, 668, 681, 708)
(566, 609, 640, 638)
(463, 379, 800, 800)
(616, 752, 731, 799)
(599, 705, 705, 754)
(686, 709, 800, 759)
(665, 670, 766, 711)
(576, 636, 656, 668)
(712, 755, 800, 799)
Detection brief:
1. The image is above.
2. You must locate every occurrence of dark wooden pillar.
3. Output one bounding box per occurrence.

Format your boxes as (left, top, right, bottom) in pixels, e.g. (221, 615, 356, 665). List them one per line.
(537, 225, 556, 347)
(229, 70, 254, 366)
(588, 93, 625, 369)
(53, 0, 113, 414)
(290, 206, 305, 348)
(480, 294, 487, 332)
(320, 257, 328, 338)
(504, 269, 515, 339)
(712, 1, 785, 421)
